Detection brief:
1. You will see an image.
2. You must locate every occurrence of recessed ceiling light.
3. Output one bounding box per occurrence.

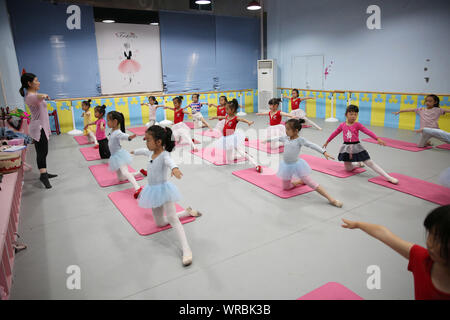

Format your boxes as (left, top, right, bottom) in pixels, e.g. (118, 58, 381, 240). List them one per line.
(102, 19, 115, 23)
(150, 22, 159, 26)
(195, 0, 211, 4)
(246, 1, 261, 10)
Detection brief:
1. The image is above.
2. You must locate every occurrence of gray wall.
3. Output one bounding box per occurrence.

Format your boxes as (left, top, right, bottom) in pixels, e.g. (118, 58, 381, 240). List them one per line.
(267, 0, 450, 93)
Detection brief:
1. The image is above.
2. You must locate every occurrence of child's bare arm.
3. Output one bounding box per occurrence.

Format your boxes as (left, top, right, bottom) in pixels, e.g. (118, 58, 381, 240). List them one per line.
(341, 219, 414, 259)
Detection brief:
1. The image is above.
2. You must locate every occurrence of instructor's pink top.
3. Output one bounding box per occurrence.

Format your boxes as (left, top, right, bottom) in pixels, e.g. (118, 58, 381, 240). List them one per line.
(25, 93, 50, 142)
(326, 122, 378, 143)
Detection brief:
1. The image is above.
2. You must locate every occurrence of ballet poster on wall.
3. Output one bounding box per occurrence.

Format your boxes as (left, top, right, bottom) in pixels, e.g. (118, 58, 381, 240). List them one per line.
(94, 22, 163, 94)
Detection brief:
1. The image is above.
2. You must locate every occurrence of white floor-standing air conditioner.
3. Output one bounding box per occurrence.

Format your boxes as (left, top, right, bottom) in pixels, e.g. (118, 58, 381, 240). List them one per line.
(257, 59, 277, 112)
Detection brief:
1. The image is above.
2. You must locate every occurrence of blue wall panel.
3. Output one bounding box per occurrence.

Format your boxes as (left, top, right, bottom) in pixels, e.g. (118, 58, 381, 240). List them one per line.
(7, 0, 101, 99)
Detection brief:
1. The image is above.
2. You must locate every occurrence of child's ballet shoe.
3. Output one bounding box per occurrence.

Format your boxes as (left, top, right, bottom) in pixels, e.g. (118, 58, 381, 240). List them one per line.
(331, 200, 343, 208)
(140, 169, 148, 176)
(245, 137, 249, 141)
(94, 144, 99, 149)
(186, 207, 202, 217)
(133, 186, 143, 199)
(388, 177, 399, 185)
(182, 253, 193, 266)
(256, 165, 262, 173)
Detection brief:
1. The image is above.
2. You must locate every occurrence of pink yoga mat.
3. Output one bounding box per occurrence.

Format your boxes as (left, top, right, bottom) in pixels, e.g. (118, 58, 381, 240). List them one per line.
(185, 122, 195, 129)
(437, 144, 450, 150)
(89, 163, 144, 187)
(196, 129, 222, 138)
(245, 139, 284, 154)
(128, 126, 147, 136)
(108, 188, 195, 236)
(232, 167, 314, 199)
(191, 148, 246, 166)
(297, 282, 363, 300)
(74, 135, 93, 145)
(368, 173, 450, 205)
(362, 137, 432, 152)
(80, 146, 101, 161)
(300, 154, 366, 178)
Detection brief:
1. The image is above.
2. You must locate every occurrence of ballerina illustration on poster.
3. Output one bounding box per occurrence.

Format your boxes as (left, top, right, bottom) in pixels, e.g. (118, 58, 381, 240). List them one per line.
(117, 34, 141, 85)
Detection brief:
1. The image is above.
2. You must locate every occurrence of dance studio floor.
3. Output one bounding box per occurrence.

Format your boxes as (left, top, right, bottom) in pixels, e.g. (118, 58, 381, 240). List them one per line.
(10, 115, 449, 299)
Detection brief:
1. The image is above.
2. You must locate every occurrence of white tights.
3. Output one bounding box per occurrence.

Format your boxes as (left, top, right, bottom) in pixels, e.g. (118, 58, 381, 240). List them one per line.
(344, 160, 393, 180)
(152, 201, 192, 255)
(174, 129, 196, 149)
(87, 132, 97, 144)
(116, 165, 140, 190)
(225, 147, 259, 166)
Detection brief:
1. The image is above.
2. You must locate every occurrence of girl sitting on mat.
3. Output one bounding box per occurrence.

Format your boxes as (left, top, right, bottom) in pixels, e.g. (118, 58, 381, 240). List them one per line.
(142, 96, 166, 128)
(164, 96, 198, 152)
(282, 89, 322, 130)
(266, 118, 343, 207)
(84, 104, 110, 159)
(323, 105, 399, 185)
(208, 95, 228, 134)
(392, 95, 450, 147)
(184, 93, 212, 130)
(81, 99, 98, 146)
(256, 98, 296, 149)
(210, 99, 262, 173)
(106, 111, 141, 198)
(342, 205, 450, 300)
(132, 125, 202, 267)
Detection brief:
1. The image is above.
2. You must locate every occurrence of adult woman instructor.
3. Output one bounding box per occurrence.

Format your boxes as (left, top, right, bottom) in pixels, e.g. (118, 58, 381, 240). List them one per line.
(19, 73, 57, 188)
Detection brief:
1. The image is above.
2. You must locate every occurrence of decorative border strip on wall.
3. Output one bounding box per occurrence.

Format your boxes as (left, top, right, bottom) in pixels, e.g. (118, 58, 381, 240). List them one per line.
(39, 89, 258, 134)
(279, 88, 450, 132)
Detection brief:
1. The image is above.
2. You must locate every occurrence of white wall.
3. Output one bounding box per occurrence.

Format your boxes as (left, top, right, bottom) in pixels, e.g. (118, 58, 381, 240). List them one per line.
(267, 0, 450, 93)
(0, 0, 22, 107)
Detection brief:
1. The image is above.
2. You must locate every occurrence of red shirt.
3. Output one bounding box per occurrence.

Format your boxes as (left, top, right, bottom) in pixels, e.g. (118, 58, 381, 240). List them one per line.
(269, 110, 282, 126)
(217, 105, 227, 117)
(408, 245, 450, 300)
(291, 98, 301, 110)
(223, 115, 238, 136)
(174, 108, 184, 124)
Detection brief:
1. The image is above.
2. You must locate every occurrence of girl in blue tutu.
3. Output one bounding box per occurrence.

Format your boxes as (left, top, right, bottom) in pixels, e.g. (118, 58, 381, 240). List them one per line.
(132, 125, 202, 267)
(267, 118, 343, 207)
(106, 111, 141, 198)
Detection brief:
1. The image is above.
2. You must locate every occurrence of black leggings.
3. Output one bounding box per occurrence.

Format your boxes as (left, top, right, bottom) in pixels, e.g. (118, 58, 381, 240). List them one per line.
(34, 128, 48, 169)
(98, 138, 111, 159)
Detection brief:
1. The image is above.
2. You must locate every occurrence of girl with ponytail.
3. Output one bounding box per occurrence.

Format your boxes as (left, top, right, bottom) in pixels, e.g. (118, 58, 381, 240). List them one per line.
(85, 104, 110, 158)
(256, 97, 296, 150)
(81, 99, 97, 145)
(210, 99, 262, 173)
(106, 111, 142, 198)
(266, 118, 343, 207)
(20, 72, 56, 188)
(282, 89, 322, 130)
(132, 125, 202, 266)
(164, 96, 199, 151)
